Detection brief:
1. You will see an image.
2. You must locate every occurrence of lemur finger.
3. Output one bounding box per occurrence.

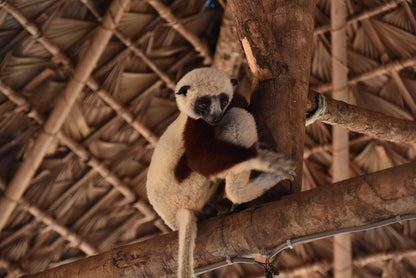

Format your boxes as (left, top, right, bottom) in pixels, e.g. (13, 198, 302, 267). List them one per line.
(269, 158, 296, 172)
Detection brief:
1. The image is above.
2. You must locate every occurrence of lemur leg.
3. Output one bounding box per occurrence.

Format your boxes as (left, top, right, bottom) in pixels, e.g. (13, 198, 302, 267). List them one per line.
(225, 171, 293, 204)
(217, 108, 295, 204)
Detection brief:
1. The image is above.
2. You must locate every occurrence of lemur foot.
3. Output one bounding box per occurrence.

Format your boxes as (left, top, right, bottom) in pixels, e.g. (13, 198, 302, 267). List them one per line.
(256, 149, 297, 177)
(251, 172, 285, 190)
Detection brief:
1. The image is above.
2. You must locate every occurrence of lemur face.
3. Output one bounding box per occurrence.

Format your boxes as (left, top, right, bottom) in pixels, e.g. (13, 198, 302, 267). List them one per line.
(175, 68, 238, 125)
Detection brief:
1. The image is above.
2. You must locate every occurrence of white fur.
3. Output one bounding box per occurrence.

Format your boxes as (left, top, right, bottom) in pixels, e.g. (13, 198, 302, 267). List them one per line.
(146, 68, 296, 278)
(175, 68, 234, 120)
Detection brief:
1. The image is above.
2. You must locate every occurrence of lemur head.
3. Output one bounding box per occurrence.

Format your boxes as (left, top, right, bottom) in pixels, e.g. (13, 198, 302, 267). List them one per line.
(175, 68, 238, 125)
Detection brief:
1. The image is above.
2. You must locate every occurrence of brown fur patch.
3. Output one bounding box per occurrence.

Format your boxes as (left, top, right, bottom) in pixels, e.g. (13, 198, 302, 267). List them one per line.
(183, 117, 257, 178)
(173, 92, 256, 182)
(174, 153, 192, 183)
(228, 93, 249, 111)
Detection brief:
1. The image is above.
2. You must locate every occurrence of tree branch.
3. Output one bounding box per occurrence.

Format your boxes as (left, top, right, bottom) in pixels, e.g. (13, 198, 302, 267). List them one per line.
(307, 91, 416, 144)
(27, 162, 416, 277)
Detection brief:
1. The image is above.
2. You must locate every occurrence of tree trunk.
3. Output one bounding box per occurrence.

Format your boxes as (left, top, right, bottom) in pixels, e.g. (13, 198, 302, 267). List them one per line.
(228, 0, 315, 194)
(27, 162, 416, 277)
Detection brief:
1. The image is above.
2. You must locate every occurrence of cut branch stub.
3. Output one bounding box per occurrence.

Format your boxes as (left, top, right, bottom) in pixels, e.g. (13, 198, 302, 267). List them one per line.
(228, 0, 283, 81)
(307, 91, 416, 144)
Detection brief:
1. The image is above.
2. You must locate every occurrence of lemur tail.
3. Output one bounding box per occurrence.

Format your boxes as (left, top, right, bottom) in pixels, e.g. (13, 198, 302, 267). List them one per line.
(177, 209, 197, 278)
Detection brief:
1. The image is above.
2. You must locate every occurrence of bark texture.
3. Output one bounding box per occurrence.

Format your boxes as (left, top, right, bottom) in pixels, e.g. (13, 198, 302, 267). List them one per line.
(212, 4, 243, 77)
(228, 0, 315, 194)
(307, 91, 416, 144)
(27, 162, 416, 277)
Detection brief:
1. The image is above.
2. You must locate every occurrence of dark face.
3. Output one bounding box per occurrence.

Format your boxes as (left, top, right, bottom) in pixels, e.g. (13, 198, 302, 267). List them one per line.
(194, 93, 229, 125)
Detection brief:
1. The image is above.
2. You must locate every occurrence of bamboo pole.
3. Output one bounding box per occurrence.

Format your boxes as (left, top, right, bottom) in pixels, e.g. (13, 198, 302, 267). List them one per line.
(311, 55, 416, 92)
(26, 162, 416, 277)
(145, 0, 212, 64)
(331, 0, 352, 277)
(0, 0, 130, 233)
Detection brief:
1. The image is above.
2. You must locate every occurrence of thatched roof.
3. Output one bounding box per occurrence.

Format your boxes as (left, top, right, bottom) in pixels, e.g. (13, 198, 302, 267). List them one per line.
(0, 0, 415, 277)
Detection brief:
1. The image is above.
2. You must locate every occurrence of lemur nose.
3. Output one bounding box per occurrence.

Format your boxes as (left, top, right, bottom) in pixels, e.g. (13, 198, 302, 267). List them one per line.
(212, 115, 222, 123)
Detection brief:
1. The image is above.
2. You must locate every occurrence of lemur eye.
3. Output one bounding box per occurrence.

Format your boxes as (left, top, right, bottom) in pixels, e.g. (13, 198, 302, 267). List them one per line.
(199, 103, 208, 109)
(219, 93, 229, 109)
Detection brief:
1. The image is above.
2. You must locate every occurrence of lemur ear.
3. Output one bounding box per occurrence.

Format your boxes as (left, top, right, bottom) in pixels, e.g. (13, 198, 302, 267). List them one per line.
(177, 85, 190, 96)
(230, 79, 238, 86)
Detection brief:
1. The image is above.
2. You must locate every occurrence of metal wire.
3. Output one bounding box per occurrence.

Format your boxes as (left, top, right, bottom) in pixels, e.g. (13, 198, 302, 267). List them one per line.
(194, 214, 416, 277)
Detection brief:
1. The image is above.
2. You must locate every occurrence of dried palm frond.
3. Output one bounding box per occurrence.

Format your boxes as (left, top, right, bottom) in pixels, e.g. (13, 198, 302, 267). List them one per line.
(17, 38, 50, 58)
(352, 26, 380, 60)
(118, 72, 158, 104)
(382, 5, 414, 33)
(379, 77, 406, 107)
(119, 12, 154, 39)
(354, 141, 393, 173)
(43, 18, 96, 52)
(311, 38, 331, 82)
(80, 93, 114, 127)
(353, 87, 413, 120)
(113, 157, 143, 177)
(0, 111, 31, 140)
(315, 5, 330, 27)
(316, 0, 330, 16)
(371, 19, 416, 59)
(12, 0, 56, 20)
(402, 77, 416, 100)
(2, 236, 30, 261)
(60, 1, 89, 20)
(88, 140, 128, 160)
(305, 121, 331, 145)
(403, 220, 416, 240)
(348, 51, 389, 90)
(24, 168, 66, 209)
(0, 55, 49, 89)
(303, 159, 331, 189)
(383, 144, 410, 165)
(62, 102, 91, 141)
(382, 259, 416, 278)
(21, 243, 64, 273)
(142, 96, 177, 128)
(361, 0, 384, 9)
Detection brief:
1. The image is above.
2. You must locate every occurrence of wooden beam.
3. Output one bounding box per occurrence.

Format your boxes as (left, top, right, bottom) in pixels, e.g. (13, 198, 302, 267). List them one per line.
(228, 0, 315, 194)
(330, 0, 352, 276)
(27, 162, 416, 277)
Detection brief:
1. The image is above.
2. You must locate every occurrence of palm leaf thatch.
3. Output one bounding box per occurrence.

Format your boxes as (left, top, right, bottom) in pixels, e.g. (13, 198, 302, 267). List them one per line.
(0, 0, 416, 277)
